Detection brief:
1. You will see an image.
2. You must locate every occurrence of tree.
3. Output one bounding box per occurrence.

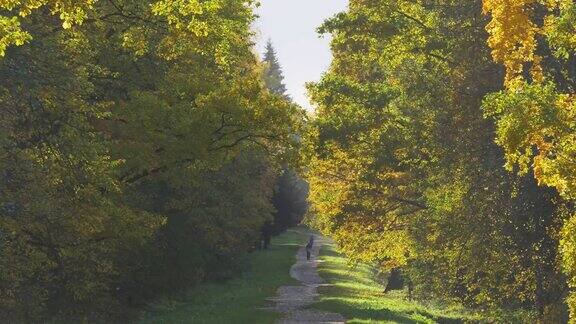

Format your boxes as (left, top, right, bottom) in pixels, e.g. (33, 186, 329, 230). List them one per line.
(482, 0, 576, 319)
(0, 11, 162, 320)
(306, 0, 567, 320)
(271, 169, 309, 234)
(0, 0, 96, 56)
(263, 40, 289, 97)
(0, 0, 305, 320)
(260, 40, 307, 235)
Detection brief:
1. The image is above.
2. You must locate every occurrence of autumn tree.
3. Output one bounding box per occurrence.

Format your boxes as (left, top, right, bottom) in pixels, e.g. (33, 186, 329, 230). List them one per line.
(482, 0, 576, 319)
(306, 0, 567, 320)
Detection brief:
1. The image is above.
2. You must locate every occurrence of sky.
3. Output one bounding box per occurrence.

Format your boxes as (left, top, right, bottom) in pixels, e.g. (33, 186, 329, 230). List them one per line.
(254, 0, 349, 111)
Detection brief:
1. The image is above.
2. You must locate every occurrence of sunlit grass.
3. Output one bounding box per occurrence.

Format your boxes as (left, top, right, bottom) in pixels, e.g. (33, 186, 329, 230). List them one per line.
(314, 242, 483, 324)
(139, 228, 307, 324)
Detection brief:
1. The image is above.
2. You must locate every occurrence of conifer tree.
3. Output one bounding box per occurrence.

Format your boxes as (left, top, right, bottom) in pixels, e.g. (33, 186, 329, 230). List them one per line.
(263, 40, 289, 97)
(260, 40, 307, 234)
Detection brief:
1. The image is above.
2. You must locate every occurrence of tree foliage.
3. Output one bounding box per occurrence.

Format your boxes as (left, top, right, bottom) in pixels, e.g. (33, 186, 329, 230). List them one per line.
(262, 40, 289, 97)
(0, 0, 303, 320)
(482, 0, 576, 320)
(306, 0, 571, 321)
(260, 41, 307, 235)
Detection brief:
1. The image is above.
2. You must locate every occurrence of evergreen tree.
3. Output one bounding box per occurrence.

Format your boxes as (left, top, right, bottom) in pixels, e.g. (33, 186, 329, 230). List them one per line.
(263, 40, 289, 97)
(260, 40, 307, 235)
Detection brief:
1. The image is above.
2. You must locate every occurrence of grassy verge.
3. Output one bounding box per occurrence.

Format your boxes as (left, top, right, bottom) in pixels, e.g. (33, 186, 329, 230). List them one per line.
(315, 241, 483, 324)
(139, 228, 306, 324)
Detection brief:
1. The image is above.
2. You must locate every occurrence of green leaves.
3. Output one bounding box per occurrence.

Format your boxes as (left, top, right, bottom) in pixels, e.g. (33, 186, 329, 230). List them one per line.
(0, 0, 96, 56)
(545, 1, 576, 59)
(561, 213, 576, 318)
(483, 83, 561, 175)
(151, 0, 207, 34)
(0, 0, 303, 320)
(150, 0, 254, 67)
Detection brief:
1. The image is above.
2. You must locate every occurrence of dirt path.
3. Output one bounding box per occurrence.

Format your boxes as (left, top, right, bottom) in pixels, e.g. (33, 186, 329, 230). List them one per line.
(268, 229, 345, 324)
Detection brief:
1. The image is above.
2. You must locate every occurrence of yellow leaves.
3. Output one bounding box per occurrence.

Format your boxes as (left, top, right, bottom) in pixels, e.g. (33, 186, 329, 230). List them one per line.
(0, 15, 31, 56)
(151, 0, 204, 18)
(531, 54, 544, 83)
(333, 220, 413, 268)
(483, 0, 576, 85)
(483, 0, 539, 85)
(531, 96, 576, 199)
(305, 129, 417, 268)
(485, 82, 576, 200)
(425, 181, 467, 215)
(0, 0, 96, 24)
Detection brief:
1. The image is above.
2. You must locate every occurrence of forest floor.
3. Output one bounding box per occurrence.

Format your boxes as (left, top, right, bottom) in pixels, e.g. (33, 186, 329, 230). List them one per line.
(313, 241, 483, 324)
(139, 229, 307, 323)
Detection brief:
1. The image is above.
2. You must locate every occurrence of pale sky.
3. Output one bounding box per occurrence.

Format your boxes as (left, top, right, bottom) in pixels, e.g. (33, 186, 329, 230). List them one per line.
(254, 0, 349, 111)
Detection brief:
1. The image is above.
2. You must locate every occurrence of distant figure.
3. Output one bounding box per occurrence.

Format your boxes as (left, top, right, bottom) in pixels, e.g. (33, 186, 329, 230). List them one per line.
(260, 221, 273, 250)
(306, 236, 314, 260)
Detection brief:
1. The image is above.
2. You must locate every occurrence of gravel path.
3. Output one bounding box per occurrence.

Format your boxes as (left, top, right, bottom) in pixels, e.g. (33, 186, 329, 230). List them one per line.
(268, 229, 345, 324)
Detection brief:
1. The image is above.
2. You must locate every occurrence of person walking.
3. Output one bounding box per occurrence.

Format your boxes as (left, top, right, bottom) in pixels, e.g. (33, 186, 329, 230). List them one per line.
(260, 221, 273, 250)
(306, 236, 314, 261)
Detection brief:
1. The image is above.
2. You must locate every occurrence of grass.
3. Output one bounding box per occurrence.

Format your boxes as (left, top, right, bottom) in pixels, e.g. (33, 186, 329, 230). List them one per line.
(314, 241, 484, 324)
(138, 228, 307, 324)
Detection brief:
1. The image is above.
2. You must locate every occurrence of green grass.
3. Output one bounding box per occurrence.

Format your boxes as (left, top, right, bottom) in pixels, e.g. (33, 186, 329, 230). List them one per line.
(139, 228, 307, 324)
(314, 242, 483, 324)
